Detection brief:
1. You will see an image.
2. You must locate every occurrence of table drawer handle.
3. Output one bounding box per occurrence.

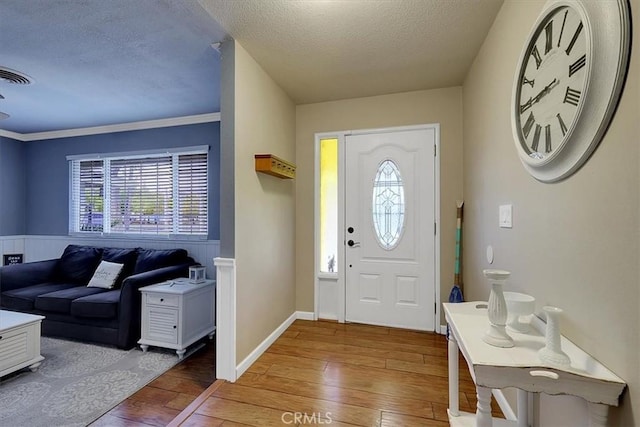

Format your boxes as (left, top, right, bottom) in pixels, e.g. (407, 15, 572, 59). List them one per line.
(529, 370, 559, 380)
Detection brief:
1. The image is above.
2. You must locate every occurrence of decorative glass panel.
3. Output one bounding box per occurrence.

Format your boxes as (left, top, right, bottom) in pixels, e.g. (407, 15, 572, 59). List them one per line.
(372, 159, 405, 249)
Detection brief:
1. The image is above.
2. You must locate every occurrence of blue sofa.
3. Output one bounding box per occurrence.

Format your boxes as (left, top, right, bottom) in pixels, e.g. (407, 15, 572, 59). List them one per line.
(0, 244, 195, 349)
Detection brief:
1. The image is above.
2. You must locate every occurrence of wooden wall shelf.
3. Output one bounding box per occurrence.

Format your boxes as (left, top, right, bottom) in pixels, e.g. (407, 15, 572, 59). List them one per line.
(254, 154, 296, 179)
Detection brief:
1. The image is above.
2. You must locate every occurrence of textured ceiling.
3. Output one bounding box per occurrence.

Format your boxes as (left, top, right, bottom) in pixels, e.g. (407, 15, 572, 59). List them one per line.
(0, 0, 226, 134)
(0, 0, 504, 135)
(199, 0, 504, 104)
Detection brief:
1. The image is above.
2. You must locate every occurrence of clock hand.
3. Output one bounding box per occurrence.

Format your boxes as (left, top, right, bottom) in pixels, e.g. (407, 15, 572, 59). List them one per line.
(520, 97, 534, 114)
(531, 78, 558, 104)
(520, 78, 558, 113)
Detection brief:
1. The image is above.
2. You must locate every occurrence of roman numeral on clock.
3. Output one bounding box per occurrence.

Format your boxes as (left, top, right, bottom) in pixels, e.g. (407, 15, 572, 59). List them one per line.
(545, 124, 552, 153)
(556, 113, 568, 136)
(558, 9, 568, 47)
(531, 124, 542, 152)
(531, 46, 542, 69)
(569, 54, 586, 77)
(544, 21, 553, 54)
(563, 87, 581, 106)
(565, 21, 583, 56)
(523, 112, 536, 138)
(522, 76, 535, 87)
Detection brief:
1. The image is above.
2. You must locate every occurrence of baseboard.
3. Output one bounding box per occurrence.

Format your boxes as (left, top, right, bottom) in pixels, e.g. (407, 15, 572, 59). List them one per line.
(439, 324, 447, 335)
(235, 311, 298, 379)
(492, 389, 517, 421)
(234, 311, 319, 379)
(296, 311, 315, 321)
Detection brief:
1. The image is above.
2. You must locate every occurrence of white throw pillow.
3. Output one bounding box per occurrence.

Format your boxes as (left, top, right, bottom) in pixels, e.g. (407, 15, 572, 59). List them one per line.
(87, 261, 124, 289)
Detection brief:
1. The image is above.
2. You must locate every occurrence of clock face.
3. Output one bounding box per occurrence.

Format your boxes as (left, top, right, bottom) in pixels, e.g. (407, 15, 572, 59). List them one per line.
(514, 5, 588, 164)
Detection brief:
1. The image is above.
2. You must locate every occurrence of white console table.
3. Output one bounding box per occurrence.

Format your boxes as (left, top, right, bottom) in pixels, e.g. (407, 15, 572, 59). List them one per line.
(443, 302, 626, 427)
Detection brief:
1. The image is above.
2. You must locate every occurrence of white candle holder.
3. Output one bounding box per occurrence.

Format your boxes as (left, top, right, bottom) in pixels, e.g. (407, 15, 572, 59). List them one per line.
(482, 269, 514, 348)
(504, 291, 536, 333)
(539, 306, 571, 366)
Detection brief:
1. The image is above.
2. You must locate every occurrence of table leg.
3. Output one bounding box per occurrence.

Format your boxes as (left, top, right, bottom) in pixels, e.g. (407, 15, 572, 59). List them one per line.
(517, 389, 528, 427)
(587, 402, 608, 427)
(448, 329, 459, 417)
(476, 386, 493, 427)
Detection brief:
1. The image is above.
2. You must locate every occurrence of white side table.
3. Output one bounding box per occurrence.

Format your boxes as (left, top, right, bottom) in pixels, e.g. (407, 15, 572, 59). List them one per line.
(138, 279, 215, 359)
(0, 310, 45, 376)
(444, 302, 626, 427)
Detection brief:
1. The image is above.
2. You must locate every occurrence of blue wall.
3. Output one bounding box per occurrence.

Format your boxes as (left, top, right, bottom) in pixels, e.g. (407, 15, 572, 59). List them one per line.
(0, 136, 27, 235)
(24, 122, 220, 239)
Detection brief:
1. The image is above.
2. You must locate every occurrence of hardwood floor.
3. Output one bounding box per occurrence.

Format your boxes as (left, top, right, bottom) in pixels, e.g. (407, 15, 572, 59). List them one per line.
(91, 340, 217, 427)
(170, 320, 503, 426)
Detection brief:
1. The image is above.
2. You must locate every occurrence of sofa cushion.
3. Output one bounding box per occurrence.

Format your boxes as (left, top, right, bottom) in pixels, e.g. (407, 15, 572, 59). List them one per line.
(102, 247, 138, 286)
(55, 245, 103, 284)
(133, 248, 188, 274)
(34, 286, 107, 314)
(1, 282, 78, 311)
(71, 290, 120, 319)
(87, 261, 124, 289)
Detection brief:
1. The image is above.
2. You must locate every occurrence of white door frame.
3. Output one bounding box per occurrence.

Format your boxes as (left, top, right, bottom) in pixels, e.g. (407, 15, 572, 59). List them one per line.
(314, 124, 441, 330)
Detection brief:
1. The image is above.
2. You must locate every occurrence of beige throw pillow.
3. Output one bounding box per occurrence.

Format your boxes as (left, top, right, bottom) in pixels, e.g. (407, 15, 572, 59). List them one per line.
(87, 260, 124, 289)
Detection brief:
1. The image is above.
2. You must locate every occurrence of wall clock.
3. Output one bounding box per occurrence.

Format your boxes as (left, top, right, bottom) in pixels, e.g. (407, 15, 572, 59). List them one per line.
(511, 0, 631, 182)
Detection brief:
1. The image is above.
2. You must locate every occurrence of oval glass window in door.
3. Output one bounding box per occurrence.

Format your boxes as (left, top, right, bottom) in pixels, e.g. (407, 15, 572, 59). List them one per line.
(372, 159, 405, 249)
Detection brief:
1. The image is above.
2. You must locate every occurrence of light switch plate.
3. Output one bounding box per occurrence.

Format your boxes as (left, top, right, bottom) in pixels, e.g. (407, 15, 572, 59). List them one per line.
(499, 204, 513, 228)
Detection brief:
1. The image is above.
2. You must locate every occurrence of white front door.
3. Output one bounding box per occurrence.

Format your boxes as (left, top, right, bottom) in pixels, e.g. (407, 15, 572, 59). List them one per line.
(345, 127, 436, 331)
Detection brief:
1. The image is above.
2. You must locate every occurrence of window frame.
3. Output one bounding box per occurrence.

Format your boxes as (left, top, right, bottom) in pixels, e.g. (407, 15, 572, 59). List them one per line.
(68, 145, 209, 240)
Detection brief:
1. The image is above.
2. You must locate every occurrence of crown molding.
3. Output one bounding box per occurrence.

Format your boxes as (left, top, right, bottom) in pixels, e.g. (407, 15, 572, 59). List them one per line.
(0, 112, 221, 142)
(0, 129, 25, 140)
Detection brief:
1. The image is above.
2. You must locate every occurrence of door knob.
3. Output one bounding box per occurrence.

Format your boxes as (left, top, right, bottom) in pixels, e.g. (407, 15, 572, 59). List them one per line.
(347, 240, 360, 247)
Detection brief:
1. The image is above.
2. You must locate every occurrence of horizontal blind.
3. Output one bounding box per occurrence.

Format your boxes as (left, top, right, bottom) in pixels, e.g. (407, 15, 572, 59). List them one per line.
(177, 153, 208, 235)
(76, 160, 104, 232)
(109, 156, 173, 234)
(69, 147, 208, 237)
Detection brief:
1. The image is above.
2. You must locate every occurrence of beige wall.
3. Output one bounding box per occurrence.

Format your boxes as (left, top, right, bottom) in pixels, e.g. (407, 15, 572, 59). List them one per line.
(463, 0, 639, 425)
(233, 42, 297, 363)
(295, 87, 464, 319)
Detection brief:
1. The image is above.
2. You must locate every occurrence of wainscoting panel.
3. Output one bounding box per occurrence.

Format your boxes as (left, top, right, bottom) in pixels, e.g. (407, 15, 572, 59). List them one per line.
(20, 236, 220, 279)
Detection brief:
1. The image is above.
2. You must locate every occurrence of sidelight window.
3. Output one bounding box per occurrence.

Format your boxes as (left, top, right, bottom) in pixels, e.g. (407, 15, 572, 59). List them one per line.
(319, 137, 338, 273)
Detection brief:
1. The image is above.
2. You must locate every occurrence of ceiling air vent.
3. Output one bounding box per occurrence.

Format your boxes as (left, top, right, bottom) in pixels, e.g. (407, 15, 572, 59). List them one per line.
(0, 67, 32, 85)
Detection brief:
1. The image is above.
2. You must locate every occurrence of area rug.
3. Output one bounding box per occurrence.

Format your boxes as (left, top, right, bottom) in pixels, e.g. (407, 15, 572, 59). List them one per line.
(0, 337, 183, 427)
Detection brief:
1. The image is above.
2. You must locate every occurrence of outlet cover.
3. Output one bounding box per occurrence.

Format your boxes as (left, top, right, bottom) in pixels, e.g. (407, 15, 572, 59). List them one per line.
(499, 204, 513, 228)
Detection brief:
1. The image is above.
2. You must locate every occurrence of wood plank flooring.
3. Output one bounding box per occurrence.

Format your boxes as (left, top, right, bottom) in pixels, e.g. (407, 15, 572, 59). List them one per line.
(91, 340, 217, 427)
(172, 320, 503, 426)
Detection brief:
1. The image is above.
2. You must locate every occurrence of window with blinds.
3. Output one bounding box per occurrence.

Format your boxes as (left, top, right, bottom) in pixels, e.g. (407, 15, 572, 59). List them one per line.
(69, 147, 208, 237)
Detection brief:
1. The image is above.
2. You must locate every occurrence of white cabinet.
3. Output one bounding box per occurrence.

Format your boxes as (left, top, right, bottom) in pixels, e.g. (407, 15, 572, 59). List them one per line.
(138, 279, 215, 359)
(0, 310, 45, 376)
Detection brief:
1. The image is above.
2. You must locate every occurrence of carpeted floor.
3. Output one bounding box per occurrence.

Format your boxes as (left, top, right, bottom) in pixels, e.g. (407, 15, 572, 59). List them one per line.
(0, 337, 183, 427)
